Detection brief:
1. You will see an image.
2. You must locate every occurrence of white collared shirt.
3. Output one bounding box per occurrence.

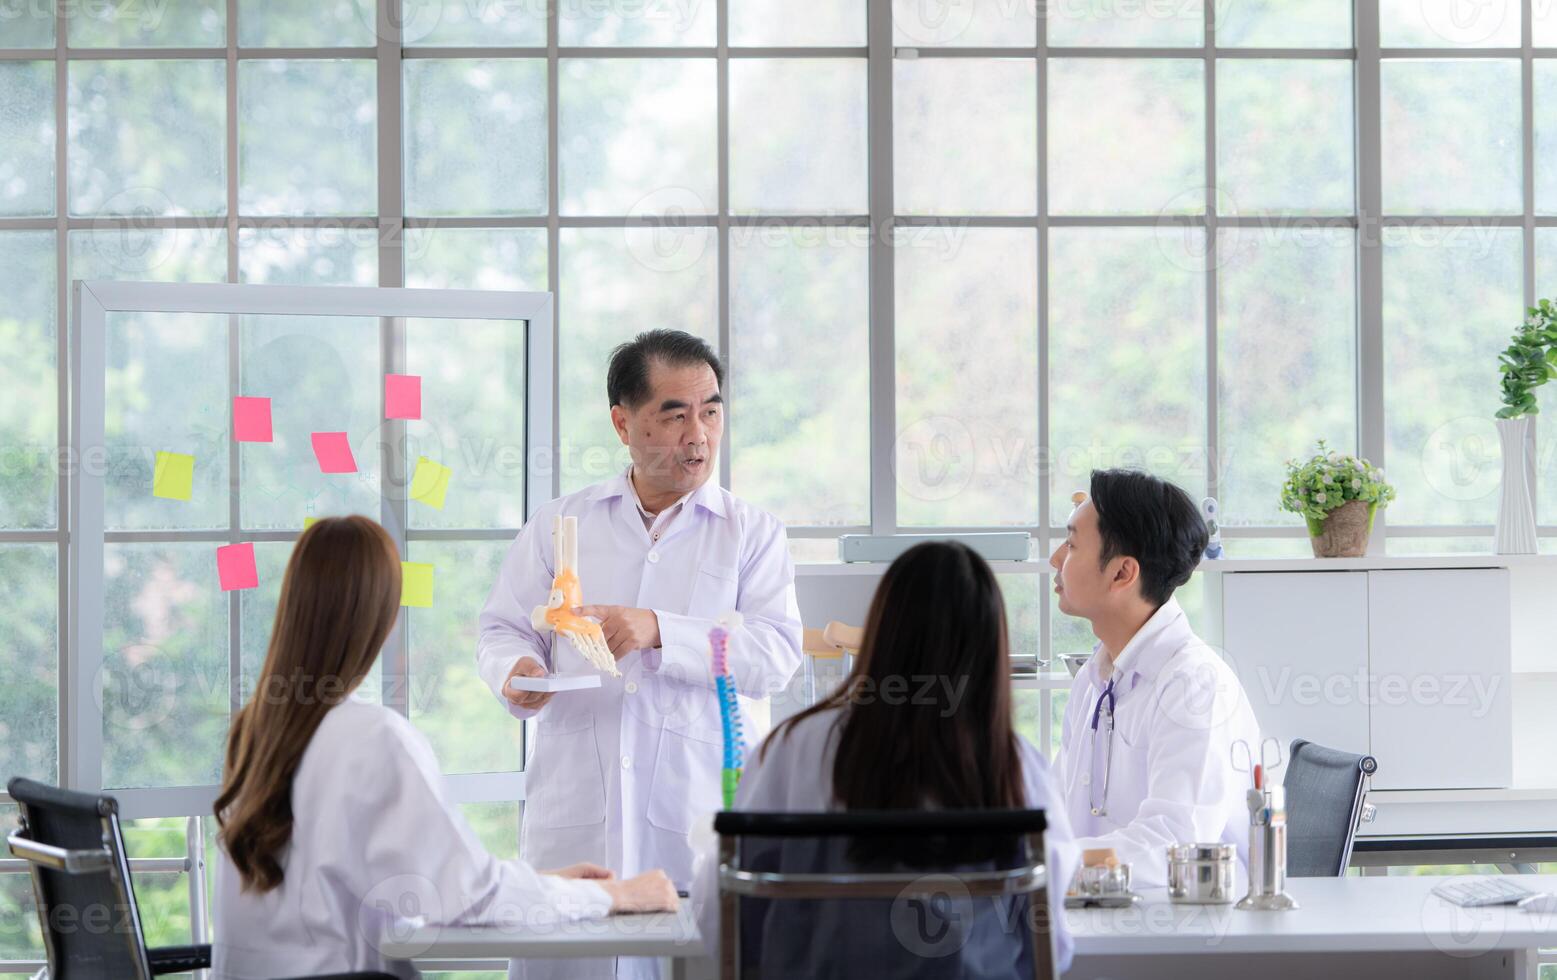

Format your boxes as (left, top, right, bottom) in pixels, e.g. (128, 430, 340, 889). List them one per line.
(475, 467, 803, 863)
(478, 468, 803, 980)
(1056, 598, 1262, 888)
(211, 698, 610, 980)
(624, 466, 688, 541)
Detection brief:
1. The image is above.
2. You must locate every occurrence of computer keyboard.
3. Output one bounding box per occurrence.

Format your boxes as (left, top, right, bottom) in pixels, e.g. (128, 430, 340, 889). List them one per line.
(1431, 878, 1537, 908)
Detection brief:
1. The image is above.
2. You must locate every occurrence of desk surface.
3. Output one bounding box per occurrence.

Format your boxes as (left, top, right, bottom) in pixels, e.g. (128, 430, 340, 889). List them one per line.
(1070, 875, 1557, 956)
(384, 876, 1557, 961)
(377, 909, 704, 960)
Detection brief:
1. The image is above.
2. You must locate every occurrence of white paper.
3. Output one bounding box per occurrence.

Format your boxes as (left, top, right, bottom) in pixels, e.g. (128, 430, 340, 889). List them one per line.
(506, 673, 603, 693)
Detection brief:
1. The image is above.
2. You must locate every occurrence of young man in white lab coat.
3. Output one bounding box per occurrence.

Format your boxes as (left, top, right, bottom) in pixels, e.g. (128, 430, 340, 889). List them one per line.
(477, 329, 804, 980)
(1052, 469, 1261, 889)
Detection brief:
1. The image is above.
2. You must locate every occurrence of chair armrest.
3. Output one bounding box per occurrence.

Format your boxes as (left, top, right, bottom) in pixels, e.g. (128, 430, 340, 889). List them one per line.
(147, 943, 211, 974)
(6, 833, 112, 874)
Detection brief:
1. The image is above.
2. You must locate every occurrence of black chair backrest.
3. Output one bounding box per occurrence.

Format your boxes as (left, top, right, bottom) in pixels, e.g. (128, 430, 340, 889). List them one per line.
(714, 809, 1055, 980)
(7, 777, 153, 979)
(1282, 739, 1377, 877)
(715, 808, 1049, 837)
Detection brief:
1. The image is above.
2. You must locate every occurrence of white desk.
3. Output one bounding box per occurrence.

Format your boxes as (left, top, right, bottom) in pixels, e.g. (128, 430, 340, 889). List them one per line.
(1070, 875, 1557, 979)
(377, 909, 704, 979)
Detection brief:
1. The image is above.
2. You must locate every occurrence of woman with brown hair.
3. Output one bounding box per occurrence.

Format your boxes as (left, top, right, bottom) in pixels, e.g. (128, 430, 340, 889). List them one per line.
(694, 540, 1077, 977)
(211, 516, 676, 979)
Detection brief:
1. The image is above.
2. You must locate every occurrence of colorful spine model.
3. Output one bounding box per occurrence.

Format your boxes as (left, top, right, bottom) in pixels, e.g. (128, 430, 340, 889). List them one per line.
(710, 613, 745, 809)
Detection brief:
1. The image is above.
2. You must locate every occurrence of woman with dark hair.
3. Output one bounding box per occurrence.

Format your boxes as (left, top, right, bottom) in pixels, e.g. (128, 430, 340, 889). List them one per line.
(694, 541, 1077, 977)
(211, 516, 677, 979)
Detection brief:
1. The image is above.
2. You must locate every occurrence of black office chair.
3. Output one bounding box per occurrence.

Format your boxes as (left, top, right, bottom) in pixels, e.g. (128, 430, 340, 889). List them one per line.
(1282, 739, 1378, 877)
(714, 808, 1057, 980)
(6, 777, 396, 980)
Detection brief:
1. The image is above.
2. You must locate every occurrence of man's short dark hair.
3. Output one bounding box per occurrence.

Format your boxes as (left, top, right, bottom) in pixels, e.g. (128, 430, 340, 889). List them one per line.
(606, 330, 725, 410)
(1089, 469, 1208, 607)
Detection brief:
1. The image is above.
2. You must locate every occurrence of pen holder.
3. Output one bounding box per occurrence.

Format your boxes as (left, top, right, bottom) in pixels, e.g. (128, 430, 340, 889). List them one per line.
(1236, 785, 1298, 911)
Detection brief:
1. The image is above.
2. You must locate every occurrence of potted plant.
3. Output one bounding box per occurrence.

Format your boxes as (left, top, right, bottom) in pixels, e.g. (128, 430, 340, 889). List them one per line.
(1494, 300, 1557, 554)
(1280, 442, 1397, 558)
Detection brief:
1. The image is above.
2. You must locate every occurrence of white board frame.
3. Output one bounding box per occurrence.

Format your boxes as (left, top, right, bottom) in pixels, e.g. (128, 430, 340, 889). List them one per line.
(70, 280, 553, 817)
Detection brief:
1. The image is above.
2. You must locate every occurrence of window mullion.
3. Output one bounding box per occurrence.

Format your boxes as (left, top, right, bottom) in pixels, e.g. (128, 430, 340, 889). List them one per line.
(1037, 0, 1051, 674)
(547, 0, 561, 504)
(1355, 0, 1386, 556)
(225, 0, 242, 722)
(1204, 1, 1220, 510)
(55, 0, 73, 792)
(867, 0, 896, 535)
(1524, 0, 1537, 310)
(717, 0, 732, 494)
(377, 0, 410, 717)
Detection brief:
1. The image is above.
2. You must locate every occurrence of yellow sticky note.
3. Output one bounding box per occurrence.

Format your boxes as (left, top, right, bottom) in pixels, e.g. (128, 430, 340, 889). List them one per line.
(409, 456, 452, 510)
(303, 517, 319, 530)
(401, 561, 435, 608)
(152, 451, 195, 501)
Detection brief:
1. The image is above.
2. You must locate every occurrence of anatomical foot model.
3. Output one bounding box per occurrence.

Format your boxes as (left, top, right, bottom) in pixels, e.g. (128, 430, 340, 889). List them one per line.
(529, 515, 619, 677)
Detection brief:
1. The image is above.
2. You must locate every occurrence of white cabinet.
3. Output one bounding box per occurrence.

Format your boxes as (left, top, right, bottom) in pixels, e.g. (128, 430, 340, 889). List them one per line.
(1218, 568, 1511, 792)
(1222, 572, 1371, 761)
(1367, 569, 1511, 790)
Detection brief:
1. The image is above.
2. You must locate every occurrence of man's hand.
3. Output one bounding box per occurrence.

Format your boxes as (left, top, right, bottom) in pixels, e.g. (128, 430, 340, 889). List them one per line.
(574, 606, 661, 660)
(503, 656, 553, 711)
(598, 869, 680, 914)
(544, 862, 616, 881)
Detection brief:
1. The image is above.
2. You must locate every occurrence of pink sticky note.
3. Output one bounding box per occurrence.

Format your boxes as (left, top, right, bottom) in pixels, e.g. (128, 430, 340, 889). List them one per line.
(233, 397, 273, 443)
(311, 432, 357, 474)
(216, 542, 258, 592)
(385, 374, 421, 420)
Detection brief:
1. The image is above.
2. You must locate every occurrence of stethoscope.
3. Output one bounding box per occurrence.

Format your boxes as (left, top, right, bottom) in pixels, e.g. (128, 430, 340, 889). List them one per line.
(1088, 677, 1118, 817)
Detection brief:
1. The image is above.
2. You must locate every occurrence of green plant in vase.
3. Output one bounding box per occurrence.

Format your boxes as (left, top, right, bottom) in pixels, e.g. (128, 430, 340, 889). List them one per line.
(1280, 441, 1396, 558)
(1493, 299, 1557, 553)
(1497, 300, 1557, 420)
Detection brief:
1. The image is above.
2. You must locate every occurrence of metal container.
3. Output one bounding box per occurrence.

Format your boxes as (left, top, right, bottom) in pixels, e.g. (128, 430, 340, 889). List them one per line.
(1073, 862, 1132, 898)
(1058, 652, 1092, 677)
(1065, 861, 1138, 909)
(1166, 843, 1237, 905)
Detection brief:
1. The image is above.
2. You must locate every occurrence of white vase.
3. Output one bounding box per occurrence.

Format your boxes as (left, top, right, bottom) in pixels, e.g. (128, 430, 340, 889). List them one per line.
(1494, 416, 1538, 555)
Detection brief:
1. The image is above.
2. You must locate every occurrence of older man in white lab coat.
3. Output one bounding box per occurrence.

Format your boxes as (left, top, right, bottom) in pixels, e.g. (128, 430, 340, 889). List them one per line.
(477, 329, 803, 979)
(1052, 469, 1261, 889)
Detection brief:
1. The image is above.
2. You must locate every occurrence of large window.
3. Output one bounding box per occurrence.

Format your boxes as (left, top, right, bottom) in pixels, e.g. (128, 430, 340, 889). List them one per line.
(3, 0, 1557, 965)
(891, 3, 1359, 545)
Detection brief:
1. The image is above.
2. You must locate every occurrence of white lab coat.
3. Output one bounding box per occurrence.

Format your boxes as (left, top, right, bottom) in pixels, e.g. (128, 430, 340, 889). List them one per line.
(210, 697, 611, 980)
(476, 470, 804, 980)
(1057, 597, 1262, 889)
(691, 706, 1079, 976)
